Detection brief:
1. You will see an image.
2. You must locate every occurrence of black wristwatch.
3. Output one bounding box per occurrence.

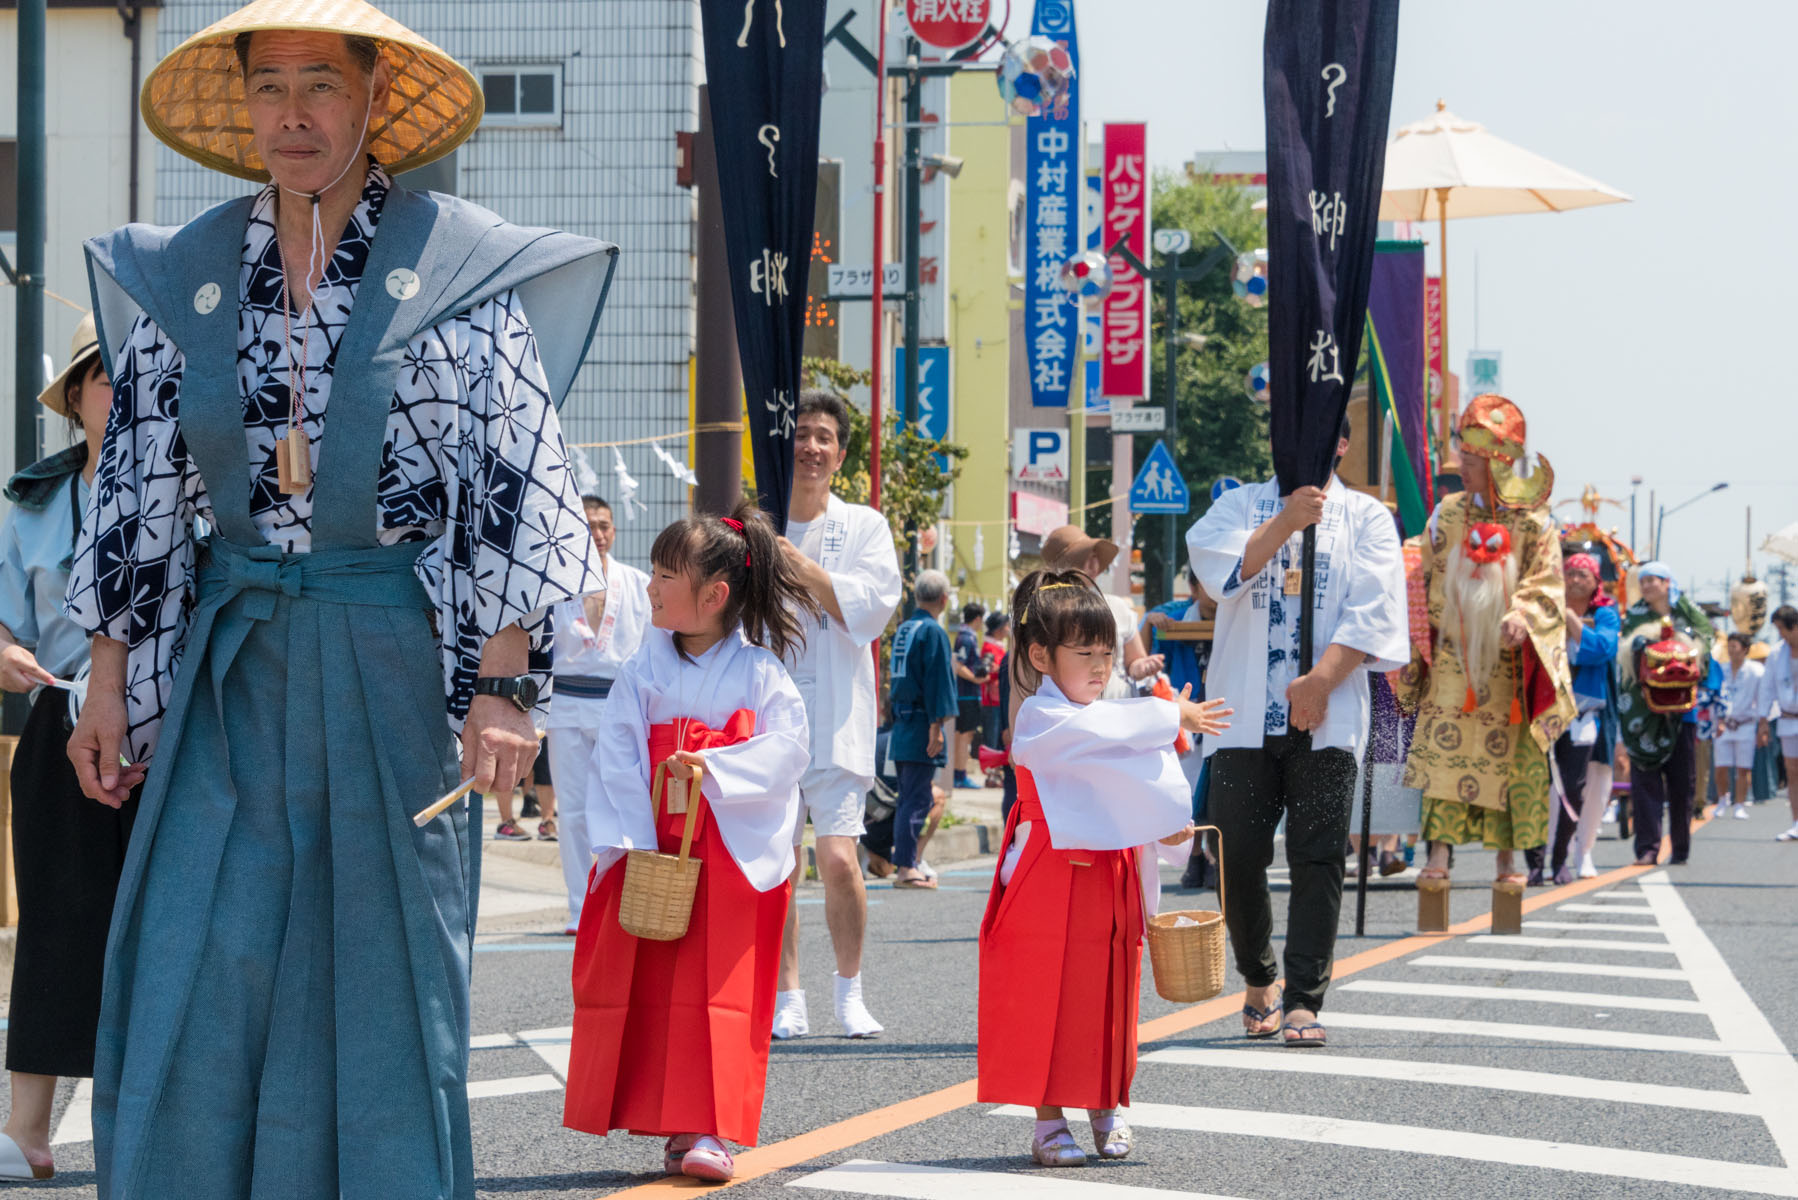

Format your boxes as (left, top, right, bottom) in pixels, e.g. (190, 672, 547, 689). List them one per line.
(473, 674, 541, 713)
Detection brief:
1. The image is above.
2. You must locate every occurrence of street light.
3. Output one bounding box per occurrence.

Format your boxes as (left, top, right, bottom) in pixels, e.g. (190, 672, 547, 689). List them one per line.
(1655, 481, 1728, 560)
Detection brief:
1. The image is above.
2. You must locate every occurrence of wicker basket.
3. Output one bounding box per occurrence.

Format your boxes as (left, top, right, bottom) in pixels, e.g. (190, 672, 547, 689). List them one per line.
(618, 762, 704, 941)
(1146, 825, 1228, 1003)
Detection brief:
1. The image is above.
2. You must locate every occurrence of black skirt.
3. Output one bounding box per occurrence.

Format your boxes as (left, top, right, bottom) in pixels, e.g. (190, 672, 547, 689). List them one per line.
(6, 685, 136, 1077)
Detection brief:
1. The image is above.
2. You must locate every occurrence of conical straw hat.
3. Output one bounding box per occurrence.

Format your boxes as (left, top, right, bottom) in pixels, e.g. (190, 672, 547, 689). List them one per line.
(141, 0, 483, 183)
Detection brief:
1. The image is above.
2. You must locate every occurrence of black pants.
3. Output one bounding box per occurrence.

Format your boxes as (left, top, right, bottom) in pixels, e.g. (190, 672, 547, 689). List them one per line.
(1208, 732, 1357, 1015)
(6, 686, 137, 1077)
(1632, 724, 1697, 863)
(892, 760, 935, 868)
(1548, 734, 1594, 871)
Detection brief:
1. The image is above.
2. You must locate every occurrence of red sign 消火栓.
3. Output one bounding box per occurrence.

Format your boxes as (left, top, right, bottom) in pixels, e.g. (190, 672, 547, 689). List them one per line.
(905, 0, 991, 51)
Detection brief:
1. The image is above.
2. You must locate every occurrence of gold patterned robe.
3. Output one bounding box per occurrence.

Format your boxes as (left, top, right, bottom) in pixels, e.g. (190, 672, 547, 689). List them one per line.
(1400, 493, 1575, 849)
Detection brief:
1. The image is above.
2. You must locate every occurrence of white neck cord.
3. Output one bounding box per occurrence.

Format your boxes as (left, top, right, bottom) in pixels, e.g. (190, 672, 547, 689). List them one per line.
(277, 90, 377, 315)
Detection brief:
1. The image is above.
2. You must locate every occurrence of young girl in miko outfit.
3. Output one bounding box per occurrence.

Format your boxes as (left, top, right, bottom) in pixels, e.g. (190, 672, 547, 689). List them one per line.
(980, 571, 1232, 1167)
(564, 502, 818, 1182)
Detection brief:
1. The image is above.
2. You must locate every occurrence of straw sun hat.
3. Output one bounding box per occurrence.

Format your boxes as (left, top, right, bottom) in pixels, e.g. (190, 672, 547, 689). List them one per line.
(141, 0, 484, 183)
(38, 312, 101, 418)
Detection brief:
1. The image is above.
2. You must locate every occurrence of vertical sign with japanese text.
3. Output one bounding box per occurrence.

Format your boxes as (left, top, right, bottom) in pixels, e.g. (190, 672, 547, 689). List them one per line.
(1025, 0, 1079, 408)
(698, 0, 828, 530)
(1425, 274, 1443, 416)
(1262, 0, 1402, 492)
(1101, 122, 1149, 399)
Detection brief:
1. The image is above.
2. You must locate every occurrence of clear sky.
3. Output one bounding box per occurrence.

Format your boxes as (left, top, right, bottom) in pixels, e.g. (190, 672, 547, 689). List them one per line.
(996, 0, 1793, 606)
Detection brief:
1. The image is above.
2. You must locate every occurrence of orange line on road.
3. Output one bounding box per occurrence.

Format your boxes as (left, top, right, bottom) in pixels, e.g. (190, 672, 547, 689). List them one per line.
(602, 823, 1697, 1196)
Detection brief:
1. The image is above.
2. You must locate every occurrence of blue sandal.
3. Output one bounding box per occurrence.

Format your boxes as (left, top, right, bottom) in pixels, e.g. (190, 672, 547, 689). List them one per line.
(1283, 1021, 1327, 1047)
(1242, 988, 1283, 1039)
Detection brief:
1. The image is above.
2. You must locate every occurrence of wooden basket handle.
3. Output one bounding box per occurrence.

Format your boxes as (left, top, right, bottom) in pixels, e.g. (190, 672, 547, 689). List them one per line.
(649, 759, 706, 866)
(1195, 824, 1224, 923)
(676, 763, 704, 864)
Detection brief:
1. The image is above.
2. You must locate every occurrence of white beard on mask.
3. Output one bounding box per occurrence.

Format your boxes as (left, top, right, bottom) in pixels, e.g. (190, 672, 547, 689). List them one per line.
(1444, 540, 1518, 689)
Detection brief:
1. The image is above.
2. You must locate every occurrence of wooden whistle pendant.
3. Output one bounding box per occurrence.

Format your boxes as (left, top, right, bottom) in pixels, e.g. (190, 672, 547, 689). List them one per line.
(276, 424, 312, 493)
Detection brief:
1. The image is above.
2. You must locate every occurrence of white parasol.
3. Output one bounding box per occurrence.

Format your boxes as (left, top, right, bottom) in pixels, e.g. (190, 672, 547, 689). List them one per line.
(1379, 102, 1631, 459)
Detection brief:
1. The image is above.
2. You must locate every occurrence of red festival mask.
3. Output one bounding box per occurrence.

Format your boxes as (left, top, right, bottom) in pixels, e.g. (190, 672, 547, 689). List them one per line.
(1463, 523, 1511, 566)
(1641, 622, 1703, 715)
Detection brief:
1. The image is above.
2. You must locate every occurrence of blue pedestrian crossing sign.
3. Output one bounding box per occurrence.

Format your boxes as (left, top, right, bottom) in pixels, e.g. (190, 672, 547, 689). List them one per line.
(1129, 439, 1189, 514)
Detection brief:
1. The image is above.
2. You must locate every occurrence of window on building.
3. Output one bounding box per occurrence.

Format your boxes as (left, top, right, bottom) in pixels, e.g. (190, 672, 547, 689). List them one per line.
(479, 65, 563, 128)
(0, 140, 17, 234)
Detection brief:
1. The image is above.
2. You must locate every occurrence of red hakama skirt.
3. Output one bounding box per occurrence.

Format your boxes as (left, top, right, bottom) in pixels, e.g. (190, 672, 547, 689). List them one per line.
(564, 711, 790, 1146)
(977, 767, 1143, 1110)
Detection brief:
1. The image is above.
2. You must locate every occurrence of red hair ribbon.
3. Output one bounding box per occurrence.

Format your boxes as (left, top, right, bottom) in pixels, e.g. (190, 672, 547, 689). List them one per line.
(721, 517, 750, 566)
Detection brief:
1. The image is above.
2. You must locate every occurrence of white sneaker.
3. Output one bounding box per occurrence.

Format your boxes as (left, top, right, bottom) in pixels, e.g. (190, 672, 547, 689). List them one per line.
(1577, 852, 1598, 879)
(834, 972, 884, 1038)
(1733, 803, 1752, 820)
(771, 989, 809, 1039)
(1602, 801, 1619, 824)
(1777, 822, 1798, 843)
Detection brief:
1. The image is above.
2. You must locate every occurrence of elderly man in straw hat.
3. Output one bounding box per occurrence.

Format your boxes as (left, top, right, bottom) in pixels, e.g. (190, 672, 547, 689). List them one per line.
(63, 3, 616, 1196)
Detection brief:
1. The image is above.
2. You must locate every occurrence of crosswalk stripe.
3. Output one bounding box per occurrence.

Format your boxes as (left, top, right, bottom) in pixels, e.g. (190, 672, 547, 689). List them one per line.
(1640, 873, 1798, 1170)
(1560, 902, 1654, 914)
(1465, 934, 1676, 953)
(1320, 1011, 1729, 1055)
(1337, 978, 1706, 1013)
(1410, 954, 1688, 981)
(518, 1025, 574, 1079)
(1582, 888, 1647, 898)
(987, 1104, 1798, 1197)
(50, 1078, 92, 1146)
(470, 1032, 521, 1050)
(1522, 919, 1670, 934)
(1139, 1047, 1761, 1113)
(787, 1159, 1241, 1199)
(466, 1073, 563, 1100)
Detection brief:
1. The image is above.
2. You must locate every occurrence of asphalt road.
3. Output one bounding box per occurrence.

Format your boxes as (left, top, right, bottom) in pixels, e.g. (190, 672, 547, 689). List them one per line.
(9, 796, 1797, 1200)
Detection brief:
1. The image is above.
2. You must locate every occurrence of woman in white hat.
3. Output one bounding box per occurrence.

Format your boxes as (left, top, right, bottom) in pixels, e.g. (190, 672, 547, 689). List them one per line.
(64, 2, 616, 1196)
(0, 314, 132, 1183)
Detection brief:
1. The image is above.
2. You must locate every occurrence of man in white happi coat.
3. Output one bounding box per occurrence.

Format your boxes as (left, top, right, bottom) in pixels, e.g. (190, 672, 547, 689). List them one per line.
(548, 494, 650, 933)
(770, 389, 903, 1039)
(1185, 425, 1408, 1046)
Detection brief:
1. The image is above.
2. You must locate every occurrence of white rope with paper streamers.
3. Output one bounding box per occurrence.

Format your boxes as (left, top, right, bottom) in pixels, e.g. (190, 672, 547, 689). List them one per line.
(569, 446, 602, 499)
(611, 446, 647, 521)
(975, 525, 985, 571)
(650, 440, 698, 488)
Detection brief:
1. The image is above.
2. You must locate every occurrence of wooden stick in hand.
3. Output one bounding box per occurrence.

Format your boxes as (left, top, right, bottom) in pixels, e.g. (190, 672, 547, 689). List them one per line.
(413, 727, 549, 828)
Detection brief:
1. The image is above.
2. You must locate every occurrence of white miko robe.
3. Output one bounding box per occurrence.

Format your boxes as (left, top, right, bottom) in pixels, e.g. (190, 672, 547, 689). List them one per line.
(1185, 475, 1409, 758)
(581, 626, 810, 892)
(1007, 677, 1192, 923)
(783, 495, 902, 778)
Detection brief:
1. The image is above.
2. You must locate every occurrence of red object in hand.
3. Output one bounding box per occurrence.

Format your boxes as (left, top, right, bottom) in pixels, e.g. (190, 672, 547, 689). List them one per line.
(1151, 676, 1192, 754)
(977, 745, 1009, 772)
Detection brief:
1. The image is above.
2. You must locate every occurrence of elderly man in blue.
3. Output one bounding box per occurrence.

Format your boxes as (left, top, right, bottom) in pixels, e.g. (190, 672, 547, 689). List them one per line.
(61, 3, 615, 1197)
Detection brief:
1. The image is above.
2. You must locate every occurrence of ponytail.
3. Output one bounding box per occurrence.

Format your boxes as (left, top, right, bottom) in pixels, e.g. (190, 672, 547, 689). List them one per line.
(1010, 568, 1115, 689)
(649, 499, 820, 661)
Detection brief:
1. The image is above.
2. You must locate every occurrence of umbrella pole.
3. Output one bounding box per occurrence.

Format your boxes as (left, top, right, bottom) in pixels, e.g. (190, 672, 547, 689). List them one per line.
(1437, 187, 1453, 466)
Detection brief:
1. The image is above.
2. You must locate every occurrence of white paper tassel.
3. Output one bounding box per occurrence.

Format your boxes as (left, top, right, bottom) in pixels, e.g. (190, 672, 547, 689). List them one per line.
(975, 526, 985, 571)
(611, 446, 647, 520)
(571, 446, 602, 498)
(652, 439, 699, 488)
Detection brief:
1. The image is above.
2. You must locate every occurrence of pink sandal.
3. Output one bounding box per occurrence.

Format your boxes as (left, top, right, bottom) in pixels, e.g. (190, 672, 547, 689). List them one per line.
(681, 1135, 735, 1182)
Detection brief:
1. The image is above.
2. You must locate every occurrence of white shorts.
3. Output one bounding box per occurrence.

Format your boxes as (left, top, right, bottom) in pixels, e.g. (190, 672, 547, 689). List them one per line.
(1713, 737, 1757, 770)
(795, 764, 871, 843)
(1783, 732, 1798, 760)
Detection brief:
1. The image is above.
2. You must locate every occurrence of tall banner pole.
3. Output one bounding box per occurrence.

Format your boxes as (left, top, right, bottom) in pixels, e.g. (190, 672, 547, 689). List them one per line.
(698, 0, 829, 531)
(1262, 0, 1401, 677)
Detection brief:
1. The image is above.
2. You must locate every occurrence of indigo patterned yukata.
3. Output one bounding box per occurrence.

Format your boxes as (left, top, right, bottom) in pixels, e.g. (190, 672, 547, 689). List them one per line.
(70, 164, 613, 1200)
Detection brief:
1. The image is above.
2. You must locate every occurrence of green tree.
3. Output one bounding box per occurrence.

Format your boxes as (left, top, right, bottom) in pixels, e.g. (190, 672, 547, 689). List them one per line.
(801, 356, 968, 575)
(1122, 171, 1272, 609)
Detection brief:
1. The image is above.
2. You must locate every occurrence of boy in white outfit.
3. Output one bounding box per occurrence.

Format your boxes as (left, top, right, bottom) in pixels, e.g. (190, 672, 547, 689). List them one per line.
(1714, 632, 1767, 820)
(548, 496, 651, 932)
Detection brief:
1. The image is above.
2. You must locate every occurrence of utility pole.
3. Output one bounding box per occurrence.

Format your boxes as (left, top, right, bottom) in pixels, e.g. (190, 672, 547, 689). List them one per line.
(16, 0, 47, 473)
(1108, 229, 1236, 602)
(824, 13, 994, 580)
